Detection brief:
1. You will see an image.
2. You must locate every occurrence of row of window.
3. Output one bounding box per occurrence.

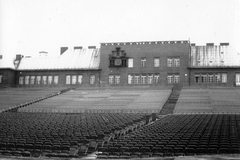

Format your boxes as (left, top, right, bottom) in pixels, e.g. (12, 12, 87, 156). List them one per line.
(167, 58, 180, 67)
(18, 75, 97, 85)
(127, 74, 180, 84)
(128, 74, 160, 84)
(19, 75, 59, 85)
(65, 75, 95, 85)
(109, 75, 121, 84)
(119, 57, 180, 68)
(167, 74, 180, 84)
(65, 75, 83, 84)
(195, 73, 227, 83)
(18, 74, 179, 85)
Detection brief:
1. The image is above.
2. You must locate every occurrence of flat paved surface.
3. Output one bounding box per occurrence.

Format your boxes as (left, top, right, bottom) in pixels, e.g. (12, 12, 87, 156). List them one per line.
(18, 87, 172, 113)
(174, 87, 240, 114)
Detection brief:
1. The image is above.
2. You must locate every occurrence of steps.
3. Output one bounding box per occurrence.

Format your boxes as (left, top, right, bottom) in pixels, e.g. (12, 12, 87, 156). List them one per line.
(159, 84, 182, 115)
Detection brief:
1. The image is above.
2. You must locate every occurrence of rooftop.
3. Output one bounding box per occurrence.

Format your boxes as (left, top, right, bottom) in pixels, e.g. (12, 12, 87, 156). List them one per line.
(17, 48, 100, 70)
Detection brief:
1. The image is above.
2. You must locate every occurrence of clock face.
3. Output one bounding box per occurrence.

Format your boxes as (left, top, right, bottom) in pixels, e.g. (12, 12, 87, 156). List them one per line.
(115, 59, 122, 66)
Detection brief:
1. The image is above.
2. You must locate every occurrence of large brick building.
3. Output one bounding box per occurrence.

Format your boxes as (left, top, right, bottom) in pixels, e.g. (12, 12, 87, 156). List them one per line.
(100, 40, 190, 86)
(0, 40, 239, 88)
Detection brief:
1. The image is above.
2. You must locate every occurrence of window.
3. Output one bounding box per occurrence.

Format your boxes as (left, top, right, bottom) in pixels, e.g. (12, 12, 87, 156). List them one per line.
(115, 75, 120, 84)
(134, 75, 140, 84)
(141, 58, 146, 67)
(109, 59, 115, 67)
(215, 74, 220, 83)
(174, 58, 180, 67)
(36, 76, 41, 84)
(19, 76, 24, 85)
(0, 74, 2, 84)
(109, 75, 114, 84)
(222, 73, 227, 83)
(90, 75, 95, 84)
(72, 75, 77, 84)
(25, 76, 29, 85)
(174, 74, 180, 83)
(66, 75, 71, 84)
(154, 58, 160, 67)
(78, 75, 83, 84)
(42, 76, 47, 85)
(122, 59, 127, 67)
(201, 75, 207, 83)
(236, 73, 240, 86)
(167, 75, 173, 84)
(54, 76, 58, 84)
(128, 75, 133, 84)
(30, 76, 35, 85)
(48, 76, 52, 84)
(128, 58, 133, 68)
(141, 75, 146, 84)
(208, 74, 214, 83)
(167, 58, 173, 67)
(154, 75, 160, 84)
(195, 74, 200, 83)
(148, 75, 153, 84)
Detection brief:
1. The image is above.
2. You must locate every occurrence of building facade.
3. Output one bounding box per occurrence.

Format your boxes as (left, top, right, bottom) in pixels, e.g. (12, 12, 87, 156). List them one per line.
(189, 43, 240, 87)
(0, 40, 239, 88)
(100, 40, 190, 86)
(0, 68, 16, 88)
(15, 69, 101, 88)
(0, 47, 101, 88)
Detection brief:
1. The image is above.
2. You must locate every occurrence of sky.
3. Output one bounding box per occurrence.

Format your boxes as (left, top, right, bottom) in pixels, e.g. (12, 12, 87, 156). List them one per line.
(0, 0, 239, 61)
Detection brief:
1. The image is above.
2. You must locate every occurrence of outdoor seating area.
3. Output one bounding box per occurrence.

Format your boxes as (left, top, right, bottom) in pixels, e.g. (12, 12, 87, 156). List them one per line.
(0, 87, 68, 112)
(0, 112, 149, 158)
(97, 114, 240, 158)
(17, 88, 171, 113)
(0, 86, 240, 159)
(174, 87, 240, 114)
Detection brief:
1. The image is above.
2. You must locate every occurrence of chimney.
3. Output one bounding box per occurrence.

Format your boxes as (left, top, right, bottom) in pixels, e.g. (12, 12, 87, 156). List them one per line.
(220, 43, 229, 46)
(60, 47, 68, 55)
(14, 54, 24, 69)
(74, 46, 83, 50)
(206, 43, 214, 46)
(16, 54, 23, 60)
(88, 46, 96, 49)
(190, 43, 195, 46)
(39, 51, 48, 57)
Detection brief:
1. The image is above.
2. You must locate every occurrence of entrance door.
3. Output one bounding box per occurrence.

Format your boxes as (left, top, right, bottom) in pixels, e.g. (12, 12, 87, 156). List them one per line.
(236, 74, 240, 86)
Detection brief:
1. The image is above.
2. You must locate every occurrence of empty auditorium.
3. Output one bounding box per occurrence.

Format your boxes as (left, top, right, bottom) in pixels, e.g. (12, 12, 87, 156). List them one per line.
(0, 40, 240, 159)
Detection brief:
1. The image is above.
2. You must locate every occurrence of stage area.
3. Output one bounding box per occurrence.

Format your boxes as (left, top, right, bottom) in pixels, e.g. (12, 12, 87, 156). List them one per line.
(18, 87, 172, 113)
(174, 87, 240, 114)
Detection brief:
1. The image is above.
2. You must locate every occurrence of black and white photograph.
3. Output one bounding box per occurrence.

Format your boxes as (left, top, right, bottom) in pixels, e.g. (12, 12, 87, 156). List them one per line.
(0, 0, 240, 159)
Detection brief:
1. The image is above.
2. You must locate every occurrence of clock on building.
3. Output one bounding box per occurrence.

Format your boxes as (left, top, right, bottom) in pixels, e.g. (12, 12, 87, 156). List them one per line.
(114, 59, 122, 66)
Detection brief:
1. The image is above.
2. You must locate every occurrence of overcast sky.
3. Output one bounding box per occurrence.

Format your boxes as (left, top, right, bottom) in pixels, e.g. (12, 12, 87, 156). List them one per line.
(0, 0, 239, 60)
